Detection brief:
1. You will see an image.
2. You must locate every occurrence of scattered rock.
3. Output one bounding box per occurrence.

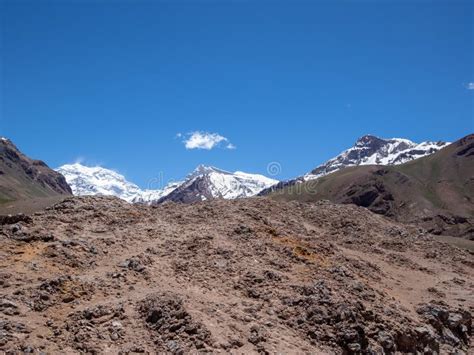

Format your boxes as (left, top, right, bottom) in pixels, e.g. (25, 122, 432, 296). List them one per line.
(417, 303, 471, 348)
(138, 292, 212, 353)
(0, 299, 19, 316)
(120, 258, 146, 273)
(0, 214, 32, 225)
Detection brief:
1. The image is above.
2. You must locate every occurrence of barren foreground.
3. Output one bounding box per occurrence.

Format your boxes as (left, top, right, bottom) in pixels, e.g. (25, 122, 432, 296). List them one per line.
(0, 196, 473, 354)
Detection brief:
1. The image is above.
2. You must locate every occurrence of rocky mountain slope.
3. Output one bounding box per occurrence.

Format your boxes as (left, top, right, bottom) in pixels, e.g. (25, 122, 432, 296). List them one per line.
(157, 165, 278, 204)
(0, 196, 472, 353)
(57, 163, 277, 204)
(261, 135, 448, 195)
(0, 138, 71, 204)
(270, 134, 474, 239)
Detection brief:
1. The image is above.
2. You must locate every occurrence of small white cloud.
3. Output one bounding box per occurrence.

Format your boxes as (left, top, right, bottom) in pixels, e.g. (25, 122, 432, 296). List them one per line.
(467, 82, 474, 90)
(176, 133, 182, 138)
(181, 131, 235, 150)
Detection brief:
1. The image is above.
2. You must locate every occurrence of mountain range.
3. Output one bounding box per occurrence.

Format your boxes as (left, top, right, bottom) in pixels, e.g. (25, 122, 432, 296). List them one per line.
(55, 135, 448, 204)
(2, 133, 471, 239)
(56, 163, 277, 204)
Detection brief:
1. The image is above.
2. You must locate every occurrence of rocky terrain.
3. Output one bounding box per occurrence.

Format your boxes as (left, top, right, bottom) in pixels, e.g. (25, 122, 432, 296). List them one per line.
(269, 134, 474, 239)
(0, 138, 71, 204)
(0, 196, 472, 354)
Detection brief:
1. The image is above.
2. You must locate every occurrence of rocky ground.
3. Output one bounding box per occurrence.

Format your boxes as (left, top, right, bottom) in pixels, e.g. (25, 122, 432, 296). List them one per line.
(0, 196, 472, 354)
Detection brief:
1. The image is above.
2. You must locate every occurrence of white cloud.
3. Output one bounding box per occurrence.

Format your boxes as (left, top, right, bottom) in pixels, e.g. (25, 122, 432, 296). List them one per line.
(467, 82, 474, 90)
(74, 156, 85, 164)
(182, 131, 236, 150)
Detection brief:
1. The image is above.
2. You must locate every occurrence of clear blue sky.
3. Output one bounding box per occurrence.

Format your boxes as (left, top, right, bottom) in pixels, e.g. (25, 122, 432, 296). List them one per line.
(1, 0, 473, 188)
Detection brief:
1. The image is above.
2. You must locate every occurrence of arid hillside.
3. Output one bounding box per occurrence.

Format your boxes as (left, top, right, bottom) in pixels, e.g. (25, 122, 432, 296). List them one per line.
(0, 138, 71, 211)
(0, 196, 472, 354)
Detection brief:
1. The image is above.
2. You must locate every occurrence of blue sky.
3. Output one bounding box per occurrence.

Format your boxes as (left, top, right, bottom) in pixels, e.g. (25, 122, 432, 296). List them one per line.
(1, 0, 473, 188)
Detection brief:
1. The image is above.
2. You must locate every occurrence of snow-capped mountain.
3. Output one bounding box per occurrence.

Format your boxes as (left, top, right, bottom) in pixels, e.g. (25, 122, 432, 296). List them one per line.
(56, 163, 179, 203)
(303, 135, 449, 180)
(56, 163, 277, 204)
(56, 163, 141, 202)
(259, 135, 449, 195)
(157, 165, 278, 204)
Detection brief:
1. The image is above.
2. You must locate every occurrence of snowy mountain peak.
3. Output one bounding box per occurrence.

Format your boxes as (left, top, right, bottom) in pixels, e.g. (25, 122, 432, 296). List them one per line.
(158, 167, 278, 203)
(187, 165, 227, 179)
(355, 134, 386, 147)
(59, 163, 128, 183)
(194, 164, 218, 173)
(56, 163, 142, 202)
(56, 163, 181, 203)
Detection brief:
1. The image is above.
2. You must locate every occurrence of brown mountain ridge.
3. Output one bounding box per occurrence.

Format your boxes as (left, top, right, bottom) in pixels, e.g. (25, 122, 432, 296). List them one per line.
(0, 138, 71, 211)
